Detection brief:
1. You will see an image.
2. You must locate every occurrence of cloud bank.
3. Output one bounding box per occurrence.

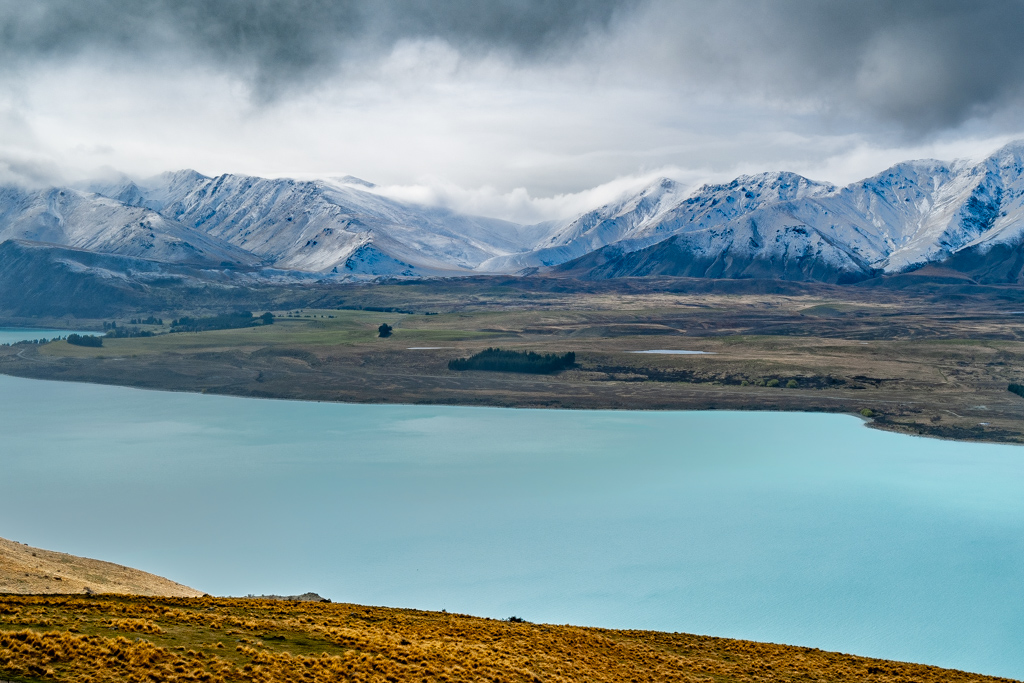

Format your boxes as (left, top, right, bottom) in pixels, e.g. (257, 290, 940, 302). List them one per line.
(1, 0, 1023, 219)
(0, 0, 626, 99)
(610, 0, 1024, 131)
(6, 0, 1023, 128)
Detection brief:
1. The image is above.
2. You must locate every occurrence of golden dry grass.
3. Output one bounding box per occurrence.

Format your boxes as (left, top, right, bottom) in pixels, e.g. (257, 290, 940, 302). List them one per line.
(0, 537, 202, 598)
(0, 594, 1016, 683)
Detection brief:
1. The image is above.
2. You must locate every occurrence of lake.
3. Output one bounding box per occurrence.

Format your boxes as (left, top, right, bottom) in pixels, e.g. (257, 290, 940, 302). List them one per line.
(1, 372, 1023, 678)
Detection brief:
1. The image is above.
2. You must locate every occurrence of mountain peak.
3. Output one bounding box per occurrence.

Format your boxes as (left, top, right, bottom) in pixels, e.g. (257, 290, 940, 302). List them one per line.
(334, 175, 377, 188)
(984, 139, 1024, 172)
(693, 171, 834, 203)
(160, 169, 209, 184)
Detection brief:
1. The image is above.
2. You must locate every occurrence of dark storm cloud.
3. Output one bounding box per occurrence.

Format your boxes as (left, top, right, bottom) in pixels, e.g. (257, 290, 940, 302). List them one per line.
(0, 0, 628, 97)
(623, 0, 1024, 132)
(2, 0, 1024, 132)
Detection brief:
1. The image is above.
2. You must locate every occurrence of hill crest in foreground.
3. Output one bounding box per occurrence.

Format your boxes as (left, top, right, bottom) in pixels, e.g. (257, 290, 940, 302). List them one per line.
(0, 536, 202, 598)
(0, 539, 1013, 682)
(0, 594, 1015, 683)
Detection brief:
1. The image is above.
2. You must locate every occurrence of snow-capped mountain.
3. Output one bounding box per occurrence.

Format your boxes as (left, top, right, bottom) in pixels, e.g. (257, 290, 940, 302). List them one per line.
(0, 185, 259, 267)
(480, 172, 836, 273)
(4, 141, 1024, 284)
(552, 141, 1024, 282)
(109, 171, 552, 275)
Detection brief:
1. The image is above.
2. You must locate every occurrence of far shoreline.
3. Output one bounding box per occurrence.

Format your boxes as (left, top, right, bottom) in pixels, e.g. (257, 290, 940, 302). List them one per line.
(0, 367, 1002, 447)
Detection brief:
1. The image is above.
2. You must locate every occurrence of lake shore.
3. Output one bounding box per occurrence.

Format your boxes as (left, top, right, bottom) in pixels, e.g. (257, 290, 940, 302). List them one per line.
(2, 283, 1024, 443)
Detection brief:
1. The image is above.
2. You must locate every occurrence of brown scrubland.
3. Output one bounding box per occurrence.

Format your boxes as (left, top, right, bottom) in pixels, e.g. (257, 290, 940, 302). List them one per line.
(4, 278, 1024, 443)
(0, 594, 1017, 683)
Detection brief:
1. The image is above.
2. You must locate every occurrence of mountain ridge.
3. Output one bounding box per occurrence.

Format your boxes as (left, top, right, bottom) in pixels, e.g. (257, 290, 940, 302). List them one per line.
(552, 142, 1024, 283)
(6, 141, 1024, 285)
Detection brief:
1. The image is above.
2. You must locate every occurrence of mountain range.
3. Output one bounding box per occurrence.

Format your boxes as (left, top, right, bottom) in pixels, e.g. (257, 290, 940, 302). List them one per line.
(4, 141, 1024, 288)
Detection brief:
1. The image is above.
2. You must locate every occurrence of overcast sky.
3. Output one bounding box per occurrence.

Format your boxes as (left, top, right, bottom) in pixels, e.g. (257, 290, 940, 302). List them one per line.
(2, 0, 1024, 222)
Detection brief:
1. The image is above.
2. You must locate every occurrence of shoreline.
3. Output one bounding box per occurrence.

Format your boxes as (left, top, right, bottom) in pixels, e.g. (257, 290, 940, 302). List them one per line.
(2, 286, 1022, 445)
(0, 365, 1014, 446)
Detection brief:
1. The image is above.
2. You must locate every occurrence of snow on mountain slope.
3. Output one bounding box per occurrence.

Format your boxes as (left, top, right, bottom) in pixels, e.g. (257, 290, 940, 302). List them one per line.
(552, 141, 1024, 282)
(0, 186, 260, 267)
(27, 139, 1024, 283)
(744, 144, 1024, 275)
(942, 142, 1024, 257)
(127, 172, 548, 274)
(787, 158, 995, 273)
(556, 201, 874, 283)
(481, 173, 836, 273)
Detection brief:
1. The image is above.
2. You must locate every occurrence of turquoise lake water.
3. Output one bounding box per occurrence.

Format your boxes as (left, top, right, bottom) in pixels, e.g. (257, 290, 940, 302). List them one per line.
(1, 372, 1022, 678)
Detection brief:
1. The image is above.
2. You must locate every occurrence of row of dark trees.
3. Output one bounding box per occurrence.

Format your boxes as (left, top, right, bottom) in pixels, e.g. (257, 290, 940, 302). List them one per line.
(105, 327, 155, 338)
(67, 333, 102, 347)
(448, 348, 576, 374)
(170, 311, 274, 333)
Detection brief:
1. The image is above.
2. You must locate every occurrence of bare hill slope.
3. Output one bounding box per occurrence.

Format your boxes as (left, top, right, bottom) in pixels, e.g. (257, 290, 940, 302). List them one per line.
(0, 536, 202, 597)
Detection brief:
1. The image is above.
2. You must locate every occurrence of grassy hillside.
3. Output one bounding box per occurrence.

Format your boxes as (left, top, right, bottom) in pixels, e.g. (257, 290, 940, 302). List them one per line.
(0, 537, 202, 598)
(0, 594, 1016, 683)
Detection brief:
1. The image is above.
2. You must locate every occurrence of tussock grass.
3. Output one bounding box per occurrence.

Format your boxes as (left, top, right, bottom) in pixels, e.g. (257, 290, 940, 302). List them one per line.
(0, 594, 1014, 683)
(106, 618, 164, 635)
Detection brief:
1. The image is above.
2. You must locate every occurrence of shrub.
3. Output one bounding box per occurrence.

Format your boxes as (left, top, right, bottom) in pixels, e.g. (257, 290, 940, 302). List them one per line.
(378, 323, 393, 338)
(786, 379, 798, 388)
(67, 334, 102, 348)
(261, 312, 275, 325)
(766, 378, 780, 387)
(860, 408, 875, 418)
